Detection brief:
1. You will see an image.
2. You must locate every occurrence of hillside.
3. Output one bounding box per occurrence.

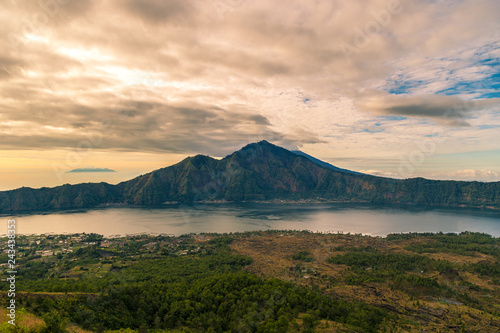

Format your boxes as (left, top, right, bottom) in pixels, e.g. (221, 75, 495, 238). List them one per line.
(1, 231, 499, 332)
(291, 150, 365, 175)
(0, 141, 499, 212)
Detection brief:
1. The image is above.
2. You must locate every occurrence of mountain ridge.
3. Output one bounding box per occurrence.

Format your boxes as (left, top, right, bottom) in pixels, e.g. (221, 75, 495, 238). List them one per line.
(290, 150, 365, 175)
(1, 140, 499, 212)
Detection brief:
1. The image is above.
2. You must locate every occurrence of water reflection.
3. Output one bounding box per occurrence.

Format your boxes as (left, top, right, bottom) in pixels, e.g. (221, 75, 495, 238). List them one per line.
(3, 203, 499, 237)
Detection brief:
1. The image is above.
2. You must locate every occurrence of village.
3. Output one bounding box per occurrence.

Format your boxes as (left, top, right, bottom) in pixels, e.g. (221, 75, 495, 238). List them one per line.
(0, 232, 210, 282)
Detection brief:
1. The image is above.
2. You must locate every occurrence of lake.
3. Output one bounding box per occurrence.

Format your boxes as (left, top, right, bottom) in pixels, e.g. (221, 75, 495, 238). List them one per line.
(4, 203, 500, 237)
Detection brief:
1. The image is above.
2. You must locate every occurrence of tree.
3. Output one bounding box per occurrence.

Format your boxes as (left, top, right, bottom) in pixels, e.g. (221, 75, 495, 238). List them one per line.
(39, 311, 69, 333)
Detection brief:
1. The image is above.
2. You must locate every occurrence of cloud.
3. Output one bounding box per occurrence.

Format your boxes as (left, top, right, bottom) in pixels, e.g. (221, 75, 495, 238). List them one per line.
(0, 0, 499, 164)
(356, 93, 500, 126)
(0, 55, 25, 80)
(429, 169, 500, 182)
(120, 0, 192, 24)
(0, 97, 324, 156)
(359, 168, 500, 182)
(358, 170, 400, 178)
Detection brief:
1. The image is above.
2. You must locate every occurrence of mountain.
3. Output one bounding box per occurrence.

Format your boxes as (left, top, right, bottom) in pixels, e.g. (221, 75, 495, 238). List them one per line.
(1, 140, 499, 212)
(67, 167, 116, 173)
(290, 150, 364, 175)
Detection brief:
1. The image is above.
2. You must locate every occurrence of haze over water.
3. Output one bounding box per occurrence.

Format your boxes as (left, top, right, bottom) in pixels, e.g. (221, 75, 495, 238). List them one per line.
(5, 204, 500, 237)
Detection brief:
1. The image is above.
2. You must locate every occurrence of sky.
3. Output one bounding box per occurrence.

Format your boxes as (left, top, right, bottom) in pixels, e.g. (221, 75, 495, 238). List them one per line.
(0, 0, 499, 190)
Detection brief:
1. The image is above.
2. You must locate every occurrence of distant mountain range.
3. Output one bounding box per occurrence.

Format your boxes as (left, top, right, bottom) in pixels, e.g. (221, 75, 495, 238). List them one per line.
(67, 167, 116, 173)
(1, 141, 499, 212)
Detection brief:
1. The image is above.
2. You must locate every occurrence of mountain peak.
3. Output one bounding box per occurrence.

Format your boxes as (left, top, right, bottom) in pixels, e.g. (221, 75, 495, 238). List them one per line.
(240, 140, 276, 150)
(1, 140, 499, 212)
(224, 140, 292, 161)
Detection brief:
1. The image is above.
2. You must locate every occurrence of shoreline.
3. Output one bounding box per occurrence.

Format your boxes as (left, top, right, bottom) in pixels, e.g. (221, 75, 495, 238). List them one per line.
(1, 199, 499, 216)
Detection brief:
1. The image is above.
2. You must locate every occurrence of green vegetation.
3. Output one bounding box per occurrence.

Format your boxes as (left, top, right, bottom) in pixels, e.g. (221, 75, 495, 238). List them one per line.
(401, 232, 500, 259)
(1, 231, 499, 332)
(1, 233, 390, 332)
(328, 251, 452, 296)
(390, 231, 500, 282)
(291, 251, 315, 262)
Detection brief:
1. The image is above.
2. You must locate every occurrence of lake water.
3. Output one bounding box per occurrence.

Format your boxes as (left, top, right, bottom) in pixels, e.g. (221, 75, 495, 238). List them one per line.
(3, 203, 500, 237)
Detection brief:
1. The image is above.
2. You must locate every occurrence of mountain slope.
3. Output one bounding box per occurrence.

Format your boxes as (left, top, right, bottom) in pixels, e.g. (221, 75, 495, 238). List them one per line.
(0, 141, 499, 212)
(291, 150, 364, 175)
(0, 182, 120, 212)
